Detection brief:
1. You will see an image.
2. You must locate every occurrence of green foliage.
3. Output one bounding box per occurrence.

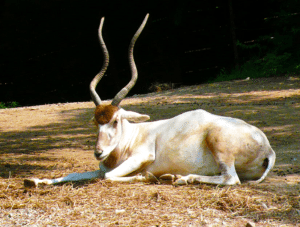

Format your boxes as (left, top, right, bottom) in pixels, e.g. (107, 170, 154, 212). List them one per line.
(0, 101, 20, 109)
(214, 51, 300, 82)
(260, 52, 292, 75)
(236, 40, 260, 50)
(215, 0, 300, 83)
(213, 62, 261, 83)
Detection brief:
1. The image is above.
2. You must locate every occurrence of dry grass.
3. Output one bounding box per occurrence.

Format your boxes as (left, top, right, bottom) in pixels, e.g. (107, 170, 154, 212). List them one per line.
(1, 179, 298, 226)
(1, 76, 300, 226)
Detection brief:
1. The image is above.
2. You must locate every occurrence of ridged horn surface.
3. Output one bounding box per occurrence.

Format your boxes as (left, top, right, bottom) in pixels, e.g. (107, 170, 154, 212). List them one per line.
(90, 17, 109, 106)
(111, 14, 149, 106)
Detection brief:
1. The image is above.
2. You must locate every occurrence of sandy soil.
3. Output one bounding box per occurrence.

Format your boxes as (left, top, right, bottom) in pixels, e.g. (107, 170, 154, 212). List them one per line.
(0, 76, 300, 226)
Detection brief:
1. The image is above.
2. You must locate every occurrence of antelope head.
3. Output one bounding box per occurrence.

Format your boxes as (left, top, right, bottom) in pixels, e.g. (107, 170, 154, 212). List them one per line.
(90, 14, 150, 161)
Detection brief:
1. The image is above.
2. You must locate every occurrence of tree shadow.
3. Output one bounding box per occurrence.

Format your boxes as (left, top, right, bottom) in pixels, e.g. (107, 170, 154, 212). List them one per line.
(0, 107, 97, 178)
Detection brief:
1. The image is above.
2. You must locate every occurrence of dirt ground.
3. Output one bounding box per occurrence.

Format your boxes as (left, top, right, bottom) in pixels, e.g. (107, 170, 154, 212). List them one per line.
(0, 76, 300, 226)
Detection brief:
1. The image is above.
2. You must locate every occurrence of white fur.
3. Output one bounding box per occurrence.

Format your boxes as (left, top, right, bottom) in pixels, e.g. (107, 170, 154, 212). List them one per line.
(25, 108, 275, 187)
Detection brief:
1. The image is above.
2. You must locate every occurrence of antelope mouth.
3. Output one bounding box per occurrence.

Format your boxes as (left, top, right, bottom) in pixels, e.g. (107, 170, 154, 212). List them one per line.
(95, 153, 109, 162)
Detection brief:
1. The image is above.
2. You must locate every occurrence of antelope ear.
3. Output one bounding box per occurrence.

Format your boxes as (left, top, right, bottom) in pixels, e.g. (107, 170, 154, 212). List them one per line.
(119, 109, 150, 123)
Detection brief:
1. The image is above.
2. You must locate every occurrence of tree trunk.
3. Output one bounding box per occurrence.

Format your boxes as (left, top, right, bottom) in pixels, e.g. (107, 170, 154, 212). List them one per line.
(228, 0, 239, 69)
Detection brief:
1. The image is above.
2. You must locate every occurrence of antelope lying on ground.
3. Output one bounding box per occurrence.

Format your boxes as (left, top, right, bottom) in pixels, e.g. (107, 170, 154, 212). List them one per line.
(24, 14, 275, 188)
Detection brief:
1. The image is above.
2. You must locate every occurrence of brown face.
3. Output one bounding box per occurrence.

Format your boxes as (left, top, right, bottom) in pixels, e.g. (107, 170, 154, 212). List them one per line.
(94, 104, 122, 161)
(95, 104, 119, 125)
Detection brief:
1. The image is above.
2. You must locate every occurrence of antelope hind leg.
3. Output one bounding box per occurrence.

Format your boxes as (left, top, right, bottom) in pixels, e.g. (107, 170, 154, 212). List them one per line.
(174, 174, 240, 186)
(174, 163, 241, 186)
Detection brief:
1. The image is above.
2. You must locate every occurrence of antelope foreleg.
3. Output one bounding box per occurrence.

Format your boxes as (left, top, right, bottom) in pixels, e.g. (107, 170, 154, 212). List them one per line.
(104, 153, 155, 182)
(24, 170, 101, 187)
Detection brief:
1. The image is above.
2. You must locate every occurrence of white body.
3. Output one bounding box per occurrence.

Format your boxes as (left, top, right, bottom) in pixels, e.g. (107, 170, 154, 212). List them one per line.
(25, 107, 275, 187)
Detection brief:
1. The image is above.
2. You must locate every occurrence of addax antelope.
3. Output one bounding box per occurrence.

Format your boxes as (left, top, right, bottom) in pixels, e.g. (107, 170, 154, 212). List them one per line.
(24, 14, 275, 187)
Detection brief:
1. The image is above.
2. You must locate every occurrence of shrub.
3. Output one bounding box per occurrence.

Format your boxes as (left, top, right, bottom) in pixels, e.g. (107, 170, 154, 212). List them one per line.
(0, 101, 20, 109)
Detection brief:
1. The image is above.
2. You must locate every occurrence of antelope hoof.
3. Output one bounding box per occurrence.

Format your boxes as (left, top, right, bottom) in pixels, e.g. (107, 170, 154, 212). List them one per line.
(24, 178, 38, 188)
(173, 176, 188, 186)
(159, 174, 175, 184)
(145, 172, 159, 183)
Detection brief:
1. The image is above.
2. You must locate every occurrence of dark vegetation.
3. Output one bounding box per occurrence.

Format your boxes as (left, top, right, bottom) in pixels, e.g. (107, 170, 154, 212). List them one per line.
(1, 0, 300, 107)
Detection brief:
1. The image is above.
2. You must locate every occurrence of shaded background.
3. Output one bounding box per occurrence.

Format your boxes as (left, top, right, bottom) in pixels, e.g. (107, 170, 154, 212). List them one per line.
(1, 0, 299, 106)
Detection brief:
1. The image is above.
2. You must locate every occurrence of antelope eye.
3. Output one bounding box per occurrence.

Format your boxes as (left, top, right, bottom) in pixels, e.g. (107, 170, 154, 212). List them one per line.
(113, 120, 118, 127)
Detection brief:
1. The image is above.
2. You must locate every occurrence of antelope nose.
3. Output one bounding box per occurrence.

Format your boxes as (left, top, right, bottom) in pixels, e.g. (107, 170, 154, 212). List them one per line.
(94, 151, 102, 159)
